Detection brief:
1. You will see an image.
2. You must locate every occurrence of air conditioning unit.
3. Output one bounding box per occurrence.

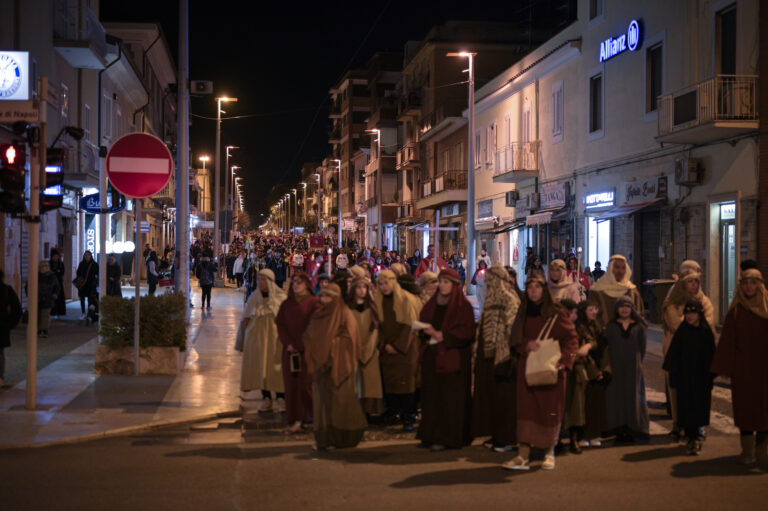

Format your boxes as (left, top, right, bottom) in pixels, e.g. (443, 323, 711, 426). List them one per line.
(526, 192, 540, 210)
(675, 158, 702, 186)
(505, 190, 519, 207)
(190, 80, 213, 94)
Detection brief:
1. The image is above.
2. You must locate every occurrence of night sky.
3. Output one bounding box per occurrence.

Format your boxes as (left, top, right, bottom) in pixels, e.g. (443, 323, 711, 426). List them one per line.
(100, 1, 552, 220)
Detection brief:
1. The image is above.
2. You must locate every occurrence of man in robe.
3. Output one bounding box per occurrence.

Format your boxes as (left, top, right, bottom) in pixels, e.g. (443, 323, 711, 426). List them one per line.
(414, 244, 449, 278)
(589, 254, 644, 326)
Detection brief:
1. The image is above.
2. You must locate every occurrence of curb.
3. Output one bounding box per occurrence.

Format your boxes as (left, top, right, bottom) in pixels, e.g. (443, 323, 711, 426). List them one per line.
(0, 409, 241, 451)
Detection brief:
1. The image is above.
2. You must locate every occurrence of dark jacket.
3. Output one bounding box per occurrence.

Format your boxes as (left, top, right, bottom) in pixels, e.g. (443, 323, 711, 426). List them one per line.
(1, 283, 22, 348)
(76, 259, 98, 297)
(195, 261, 217, 287)
(106, 262, 122, 297)
(38, 271, 61, 309)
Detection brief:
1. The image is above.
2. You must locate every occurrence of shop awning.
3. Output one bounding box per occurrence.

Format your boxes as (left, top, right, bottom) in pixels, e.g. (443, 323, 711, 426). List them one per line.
(594, 198, 665, 223)
(526, 207, 567, 226)
(489, 221, 526, 234)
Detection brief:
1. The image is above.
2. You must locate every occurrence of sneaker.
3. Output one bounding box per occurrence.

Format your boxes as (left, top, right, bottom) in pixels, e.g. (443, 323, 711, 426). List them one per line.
(502, 456, 530, 471)
(276, 397, 286, 413)
(258, 397, 273, 412)
(589, 439, 602, 448)
(493, 445, 513, 453)
(541, 454, 556, 470)
(685, 439, 698, 455)
(579, 439, 590, 447)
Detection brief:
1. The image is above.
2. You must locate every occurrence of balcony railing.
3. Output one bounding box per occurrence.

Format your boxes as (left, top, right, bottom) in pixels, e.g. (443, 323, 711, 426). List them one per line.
(53, 6, 108, 69)
(397, 90, 422, 119)
(658, 75, 758, 137)
(396, 144, 420, 170)
(397, 199, 425, 221)
(434, 170, 467, 194)
(494, 141, 541, 179)
(421, 179, 432, 199)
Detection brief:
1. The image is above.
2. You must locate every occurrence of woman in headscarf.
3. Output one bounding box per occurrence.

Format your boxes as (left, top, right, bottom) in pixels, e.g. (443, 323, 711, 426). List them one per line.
(711, 269, 768, 465)
(276, 272, 321, 434)
(472, 266, 521, 452)
(304, 283, 367, 450)
(239, 269, 287, 413)
(374, 269, 422, 431)
(589, 254, 644, 326)
(418, 271, 438, 305)
(604, 294, 649, 444)
(548, 259, 581, 304)
(661, 260, 715, 441)
(417, 268, 476, 451)
(347, 275, 383, 417)
(502, 274, 578, 471)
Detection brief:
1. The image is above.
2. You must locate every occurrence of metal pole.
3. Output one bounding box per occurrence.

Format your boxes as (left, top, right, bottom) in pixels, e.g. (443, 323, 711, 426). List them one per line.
(214, 98, 221, 268)
(26, 76, 46, 410)
(335, 162, 342, 249)
(134, 198, 141, 375)
(434, 209, 440, 273)
(175, 0, 190, 313)
(376, 135, 383, 249)
(466, 54, 476, 295)
(225, 151, 230, 239)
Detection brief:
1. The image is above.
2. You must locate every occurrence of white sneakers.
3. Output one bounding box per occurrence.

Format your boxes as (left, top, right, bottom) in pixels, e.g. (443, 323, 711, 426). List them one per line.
(541, 454, 556, 470)
(502, 456, 530, 471)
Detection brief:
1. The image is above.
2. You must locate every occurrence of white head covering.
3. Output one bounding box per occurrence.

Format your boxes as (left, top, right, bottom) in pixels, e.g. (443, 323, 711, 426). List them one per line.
(590, 254, 636, 298)
(244, 268, 287, 318)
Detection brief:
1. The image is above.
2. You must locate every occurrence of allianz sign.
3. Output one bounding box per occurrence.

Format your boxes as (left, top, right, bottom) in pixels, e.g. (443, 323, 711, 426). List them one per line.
(599, 19, 642, 63)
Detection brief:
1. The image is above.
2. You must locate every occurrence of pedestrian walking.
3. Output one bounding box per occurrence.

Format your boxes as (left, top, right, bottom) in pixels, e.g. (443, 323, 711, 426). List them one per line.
(0, 269, 23, 387)
(49, 249, 67, 318)
(663, 300, 716, 455)
(276, 272, 320, 434)
(472, 266, 521, 452)
(233, 251, 245, 289)
(471, 259, 489, 311)
(347, 275, 383, 417)
(146, 251, 159, 296)
(195, 256, 216, 310)
(106, 254, 122, 297)
(502, 274, 578, 471)
(407, 249, 422, 275)
(589, 255, 644, 326)
(711, 268, 768, 465)
(417, 268, 476, 451)
(604, 295, 649, 444)
(304, 283, 367, 451)
(74, 251, 98, 320)
(36, 261, 60, 338)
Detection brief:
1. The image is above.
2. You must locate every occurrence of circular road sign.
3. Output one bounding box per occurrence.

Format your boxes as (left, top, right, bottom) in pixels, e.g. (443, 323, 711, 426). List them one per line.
(106, 133, 174, 199)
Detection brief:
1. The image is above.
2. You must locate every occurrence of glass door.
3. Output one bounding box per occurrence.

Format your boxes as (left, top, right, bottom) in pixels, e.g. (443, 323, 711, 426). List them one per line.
(720, 220, 737, 318)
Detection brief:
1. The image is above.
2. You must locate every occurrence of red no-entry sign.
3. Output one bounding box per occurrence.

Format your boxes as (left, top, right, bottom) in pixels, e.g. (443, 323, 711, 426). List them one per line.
(106, 133, 174, 198)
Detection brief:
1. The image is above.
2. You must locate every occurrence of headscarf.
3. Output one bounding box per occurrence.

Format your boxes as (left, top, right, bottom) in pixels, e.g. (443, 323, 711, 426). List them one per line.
(373, 269, 420, 326)
(336, 253, 349, 269)
(349, 265, 367, 280)
(244, 268, 286, 318)
(729, 268, 768, 319)
(590, 254, 636, 298)
(661, 266, 705, 332)
(480, 266, 521, 366)
(303, 283, 360, 386)
(418, 271, 438, 288)
(390, 262, 408, 276)
(613, 294, 647, 326)
(509, 274, 561, 349)
(419, 269, 475, 341)
(347, 275, 378, 329)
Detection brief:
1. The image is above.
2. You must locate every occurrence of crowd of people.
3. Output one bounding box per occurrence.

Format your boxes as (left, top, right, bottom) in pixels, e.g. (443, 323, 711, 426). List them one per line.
(231, 232, 768, 470)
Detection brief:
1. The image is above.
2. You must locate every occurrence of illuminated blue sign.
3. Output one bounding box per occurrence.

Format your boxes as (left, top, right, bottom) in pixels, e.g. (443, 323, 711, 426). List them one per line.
(599, 19, 642, 62)
(44, 165, 61, 196)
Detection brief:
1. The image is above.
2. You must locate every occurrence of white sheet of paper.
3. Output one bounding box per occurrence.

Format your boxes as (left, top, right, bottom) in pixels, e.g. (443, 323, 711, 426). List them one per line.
(411, 320, 432, 331)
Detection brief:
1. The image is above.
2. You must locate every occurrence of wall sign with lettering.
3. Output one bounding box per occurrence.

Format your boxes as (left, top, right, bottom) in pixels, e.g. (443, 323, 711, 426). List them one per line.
(625, 176, 667, 205)
(599, 19, 643, 63)
(584, 189, 615, 210)
(540, 182, 568, 210)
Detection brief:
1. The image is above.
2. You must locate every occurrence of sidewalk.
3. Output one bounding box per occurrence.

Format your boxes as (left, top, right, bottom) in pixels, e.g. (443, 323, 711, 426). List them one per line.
(0, 283, 246, 449)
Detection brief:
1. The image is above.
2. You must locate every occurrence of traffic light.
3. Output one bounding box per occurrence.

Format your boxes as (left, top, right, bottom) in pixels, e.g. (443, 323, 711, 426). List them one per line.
(0, 142, 27, 215)
(41, 147, 65, 214)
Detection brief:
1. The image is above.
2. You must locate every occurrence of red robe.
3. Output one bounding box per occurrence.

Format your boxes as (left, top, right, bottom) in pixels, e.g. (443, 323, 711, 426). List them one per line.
(414, 256, 449, 278)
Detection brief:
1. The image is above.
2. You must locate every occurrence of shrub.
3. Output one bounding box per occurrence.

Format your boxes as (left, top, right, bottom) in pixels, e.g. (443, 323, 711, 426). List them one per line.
(99, 292, 187, 350)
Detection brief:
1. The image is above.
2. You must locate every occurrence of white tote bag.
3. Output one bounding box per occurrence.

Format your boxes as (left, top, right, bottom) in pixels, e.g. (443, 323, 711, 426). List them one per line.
(524, 315, 562, 386)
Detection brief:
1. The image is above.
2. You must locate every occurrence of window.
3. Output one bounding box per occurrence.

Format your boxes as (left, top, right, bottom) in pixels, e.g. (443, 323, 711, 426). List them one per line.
(486, 122, 496, 164)
(522, 102, 531, 143)
(60, 83, 69, 122)
(646, 44, 663, 112)
(441, 149, 450, 173)
(115, 107, 122, 139)
(83, 104, 91, 140)
(454, 142, 463, 170)
(589, 0, 603, 20)
(504, 114, 511, 147)
(552, 81, 564, 142)
(102, 91, 112, 140)
(716, 4, 737, 74)
(589, 73, 603, 133)
(474, 129, 481, 168)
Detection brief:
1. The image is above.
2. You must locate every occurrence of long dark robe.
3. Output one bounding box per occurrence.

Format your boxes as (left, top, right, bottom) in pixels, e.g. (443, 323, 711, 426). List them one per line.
(662, 321, 715, 429)
(378, 294, 418, 395)
(604, 321, 649, 434)
(711, 304, 768, 431)
(276, 294, 320, 424)
(417, 302, 475, 448)
(516, 310, 578, 448)
(50, 259, 67, 315)
(471, 325, 517, 445)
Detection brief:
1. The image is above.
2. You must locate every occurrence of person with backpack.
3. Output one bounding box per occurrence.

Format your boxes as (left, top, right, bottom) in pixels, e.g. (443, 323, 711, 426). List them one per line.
(195, 256, 217, 310)
(0, 269, 23, 387)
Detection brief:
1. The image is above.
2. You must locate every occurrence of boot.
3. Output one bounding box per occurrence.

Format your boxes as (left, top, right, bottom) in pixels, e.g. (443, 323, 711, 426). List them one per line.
(756, 432, 768, 462)
(739, 434, 756, 465)
(569, 428, 582, 455)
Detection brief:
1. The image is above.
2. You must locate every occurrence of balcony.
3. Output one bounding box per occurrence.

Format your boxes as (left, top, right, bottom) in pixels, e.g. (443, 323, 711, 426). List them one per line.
(397, 90, 422, 121)
(329, 100, 342, 118)
(396, 199, 426, 224)
(396, 144, 420, 170)
(657, 75, 758, 144)
(493, 141, 541, 183)
(54, 6, 110, 69)
(328, 127, 341, 143)
(416, 170, 467, 210)
(419, 100, 467, 141)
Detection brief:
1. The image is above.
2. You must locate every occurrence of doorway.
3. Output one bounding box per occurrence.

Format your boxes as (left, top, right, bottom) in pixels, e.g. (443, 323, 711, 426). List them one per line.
(719, 202, 737, 318)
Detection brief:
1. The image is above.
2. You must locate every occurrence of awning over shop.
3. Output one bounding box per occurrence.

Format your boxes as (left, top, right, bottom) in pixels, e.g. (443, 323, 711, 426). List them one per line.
(594, 198, 665, 223)
(490, 221, 526, 234)
(526, 207, 567, 226)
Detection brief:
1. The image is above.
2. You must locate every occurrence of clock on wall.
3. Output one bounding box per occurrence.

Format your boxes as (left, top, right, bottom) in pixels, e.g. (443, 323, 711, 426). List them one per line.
(0, 53, 23, 98)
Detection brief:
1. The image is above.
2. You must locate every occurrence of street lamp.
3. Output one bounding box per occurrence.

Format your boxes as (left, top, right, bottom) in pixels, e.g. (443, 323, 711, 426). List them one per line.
(447, 51, 477, 293)
(291, 188, 298, 230)
(365, 129, 382, 249)
(301, 182, 307, 222)
(198, 155, 210, 216)
(329, 159, 342, 249)
(215, 96, 237, 265)
(285, 193, 291, 234)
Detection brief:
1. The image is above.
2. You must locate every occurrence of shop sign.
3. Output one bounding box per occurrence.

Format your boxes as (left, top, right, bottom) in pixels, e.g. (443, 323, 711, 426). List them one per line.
(342, 218, 355, 231)
(477, 199, 493, 218)
(720, 203, 736, 220)
(584, 189, 615, 210)
(540, 183, 567, 209)
(0, 51, 30, 100)
(85, 214, 96, 254)
(599, 19, 642, 63)
(625, 176, 667, 204)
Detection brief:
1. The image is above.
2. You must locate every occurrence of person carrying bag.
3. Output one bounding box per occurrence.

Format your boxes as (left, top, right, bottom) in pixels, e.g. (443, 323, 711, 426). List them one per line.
(525, 315, 562, 386)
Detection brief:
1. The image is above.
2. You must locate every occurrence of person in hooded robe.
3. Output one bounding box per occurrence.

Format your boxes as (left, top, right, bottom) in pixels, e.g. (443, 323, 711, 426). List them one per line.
(239, 269, 287, 412)
(661, 260, 715, 440)
(502, 274, 578, 471)
(304, 283, 367, 450)
(276, 272, 321, 434)
(418, 271, 438, 305)
(711, 268, 768, 465)
(548, 258, 582, 304)
(472, 266, 521, 452)
(331, 253, 352, 301)
(589, 254, 644, 326)
(347, 275, 384, 417)
(604, 294, 649, 444)
(663, 300, 716, 455)
(374, 269, 422, 430)
(417, 268, 476, 451)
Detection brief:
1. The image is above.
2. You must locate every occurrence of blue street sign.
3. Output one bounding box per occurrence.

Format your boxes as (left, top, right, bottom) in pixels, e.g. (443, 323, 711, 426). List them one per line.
(80, 192, 126, 214)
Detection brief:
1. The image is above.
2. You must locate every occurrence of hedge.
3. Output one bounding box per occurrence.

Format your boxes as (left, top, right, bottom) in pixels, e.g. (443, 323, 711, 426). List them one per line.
(99, 292, 187, 350)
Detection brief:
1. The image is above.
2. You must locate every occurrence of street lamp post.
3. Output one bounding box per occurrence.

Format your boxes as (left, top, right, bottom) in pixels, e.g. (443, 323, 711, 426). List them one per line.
(231, 165, 240, 234)
(285, 194, 291, 234)
(365, 129, 382, 249)
(447, 51, 476, 293)
(312, 173, 321, 234)
(330, 159, 342, 249)
(214, 96, 236, 268)
(302, 183, 307, 222)
(199, 155, 209, 216)
(225, 146, 238, 234)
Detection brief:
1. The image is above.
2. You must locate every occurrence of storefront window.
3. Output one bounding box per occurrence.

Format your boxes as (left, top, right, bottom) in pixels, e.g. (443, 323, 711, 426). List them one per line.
(587, 217, 611, 270)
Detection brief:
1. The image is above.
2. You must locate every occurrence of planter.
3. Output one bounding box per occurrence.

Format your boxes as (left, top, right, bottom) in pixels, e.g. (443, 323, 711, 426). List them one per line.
(95, 345, 184, 375)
